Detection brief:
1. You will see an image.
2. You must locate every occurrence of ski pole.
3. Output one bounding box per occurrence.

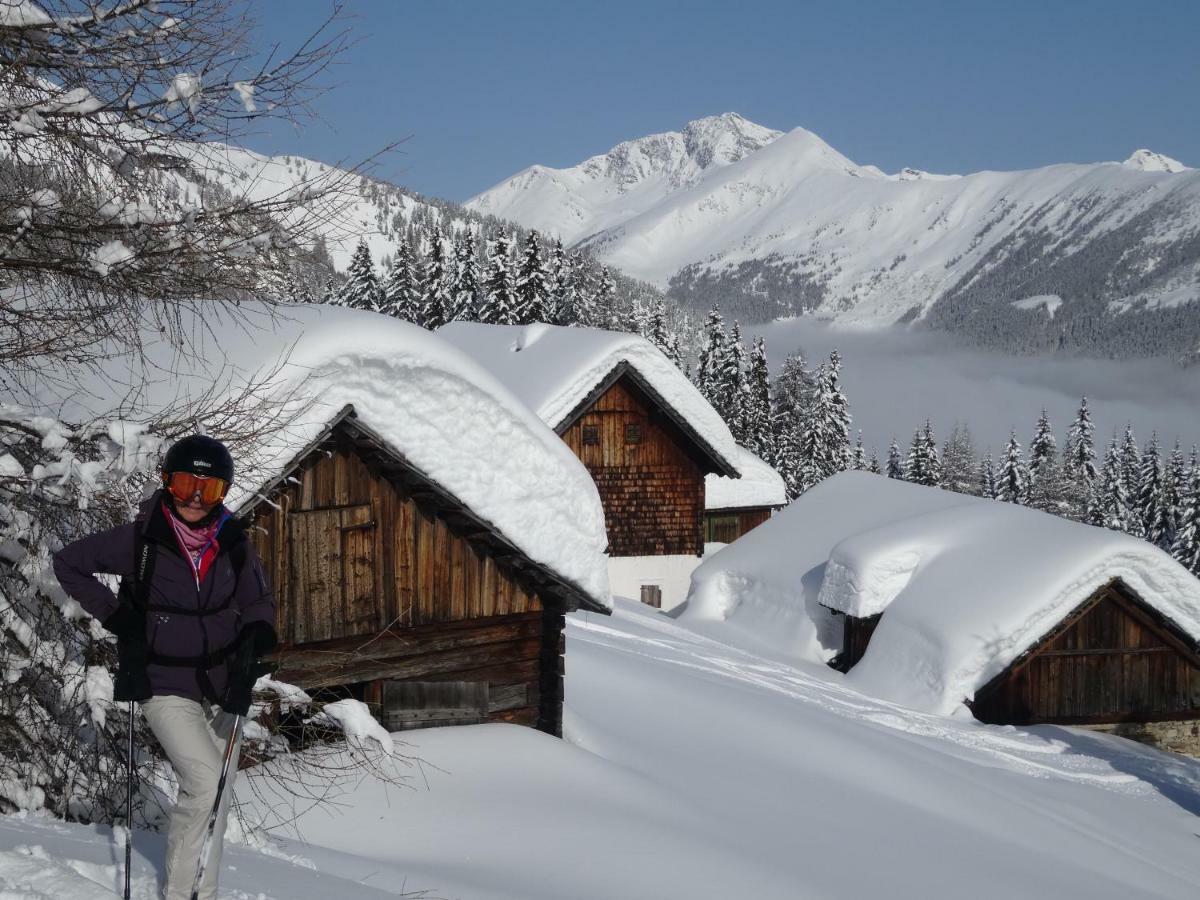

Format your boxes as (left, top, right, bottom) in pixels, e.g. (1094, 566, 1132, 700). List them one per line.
(124, 699, 134, 900)
(189, 714, 241, 900)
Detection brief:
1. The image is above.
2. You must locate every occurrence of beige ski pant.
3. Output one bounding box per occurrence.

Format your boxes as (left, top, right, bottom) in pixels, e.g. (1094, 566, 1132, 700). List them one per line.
(142, 696, 242, 900)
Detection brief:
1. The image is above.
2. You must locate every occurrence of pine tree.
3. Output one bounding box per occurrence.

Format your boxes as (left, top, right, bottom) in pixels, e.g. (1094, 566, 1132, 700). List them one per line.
(887, 438, 905, 480)
(1163, 440, 1187, 549)
(1063, 396, 1098, 488)
(818, 350, 852, 474)
(906, 421, 941, 487)
(978, 453, 998, 499)
(717, 321, 747, 437)
(549, 240, 576, 325)
(418, 229, 454, 329)
(338, 238, 382, 311)
(479, 231, 519, 325)
(572, 257, 600, 327)
(1119, 424, 1141, 504)
(1136, 433, 1167, 546)
(941, 424, 977, 494)
(449, 228, 481, 321)
(514, 230, 552, 323)
(1029, 409, 1057, 484)
(380, 234, 421, 321)
(996, 430, 1029, 504)
(595, 267, 619, 329)
(645, 298, 673, 357)
(320, 276, 336, 305)
(695, 306, 727, 406)
(868, 449, 881, 475)
(1169, 447, 1200, 575)
(851, 432, 867, 470)
(1089, 439, 1130, 532)
(743, 336, 773, 461)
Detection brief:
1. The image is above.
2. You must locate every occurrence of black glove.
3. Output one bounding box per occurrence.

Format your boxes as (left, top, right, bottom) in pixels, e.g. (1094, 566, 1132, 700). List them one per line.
(106, 603, 151, 701)
(220, 623, 277, 716)
(241, 621, 278, 657)
(102, 604, 140, 639)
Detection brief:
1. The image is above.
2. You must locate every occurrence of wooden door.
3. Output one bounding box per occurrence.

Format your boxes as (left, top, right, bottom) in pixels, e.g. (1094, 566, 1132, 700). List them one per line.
(289, 504, 377, 644)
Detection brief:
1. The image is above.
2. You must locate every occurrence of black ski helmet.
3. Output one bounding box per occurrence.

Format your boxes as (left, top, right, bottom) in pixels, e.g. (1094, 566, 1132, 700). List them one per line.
(162, 434, 234, 483)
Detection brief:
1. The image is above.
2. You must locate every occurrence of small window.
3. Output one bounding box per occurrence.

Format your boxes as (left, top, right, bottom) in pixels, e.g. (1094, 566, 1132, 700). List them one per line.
(582, 425, 600, 446)
(640, 584, 662, 609)
(624, 424, 642, 445)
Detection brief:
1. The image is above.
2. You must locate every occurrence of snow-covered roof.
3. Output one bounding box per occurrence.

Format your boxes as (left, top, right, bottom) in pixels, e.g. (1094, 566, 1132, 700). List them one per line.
(23, 303, 611, 612)
(705, 446, 786, 511)
(438, 322, 739, 477)
(686, 471, 1200, 716)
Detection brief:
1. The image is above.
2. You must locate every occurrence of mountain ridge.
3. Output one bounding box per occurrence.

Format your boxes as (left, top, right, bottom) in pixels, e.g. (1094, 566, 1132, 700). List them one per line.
(466, 115, 1200, 359)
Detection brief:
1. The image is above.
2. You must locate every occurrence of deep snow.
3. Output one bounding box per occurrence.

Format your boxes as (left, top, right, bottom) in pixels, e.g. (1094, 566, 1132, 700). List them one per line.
(5, 600, 1200, 899)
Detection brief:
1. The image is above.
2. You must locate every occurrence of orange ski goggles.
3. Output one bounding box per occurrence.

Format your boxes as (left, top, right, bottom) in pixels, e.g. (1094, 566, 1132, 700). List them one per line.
(162, 470, 229, 506)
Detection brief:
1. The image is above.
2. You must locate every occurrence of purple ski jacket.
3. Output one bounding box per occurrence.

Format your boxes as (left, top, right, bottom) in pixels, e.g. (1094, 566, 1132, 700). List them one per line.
(52, 491, 276, 702)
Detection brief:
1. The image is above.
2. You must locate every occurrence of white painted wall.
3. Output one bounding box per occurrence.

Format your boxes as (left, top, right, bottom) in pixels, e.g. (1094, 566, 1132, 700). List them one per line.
(607, 546, 727, 612)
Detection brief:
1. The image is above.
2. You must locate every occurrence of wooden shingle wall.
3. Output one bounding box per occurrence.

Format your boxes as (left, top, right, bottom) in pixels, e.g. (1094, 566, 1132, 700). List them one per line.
(560, 376, 705, 557)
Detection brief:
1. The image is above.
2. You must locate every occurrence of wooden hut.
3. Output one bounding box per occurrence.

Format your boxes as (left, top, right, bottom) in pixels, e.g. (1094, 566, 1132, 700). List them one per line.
(686, 472, 1200, 753)
(704, 445, 787, 544)
(440, 323, 740, 608)
(968, 578, 1200, 727)
(238, 405, 609, 737)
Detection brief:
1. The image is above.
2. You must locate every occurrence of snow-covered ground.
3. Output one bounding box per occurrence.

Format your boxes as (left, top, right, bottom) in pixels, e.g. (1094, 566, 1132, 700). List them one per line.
(5, 599, 1200, 899)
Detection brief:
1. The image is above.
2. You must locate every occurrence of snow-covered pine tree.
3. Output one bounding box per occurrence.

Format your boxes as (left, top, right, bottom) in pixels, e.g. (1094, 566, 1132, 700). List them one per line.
(379, 234, 421, 322)
(479, 231, 519, 325)
(1029, 409, 1057, 484)
(320, 277, 336, 305)
(1169, 447, 1200, 575)
(1136, 433, 1167, 547)
(571, 256, 600, 327)
(1027, 449, 1070, 516)
(941, 424, 978, 494)
(1163, 440, 1187, 550)
(337, 238, 382, 311)
(743, 336, 774, 461)
(887, 438, 905, 480)
(646, 299, 673, 357)
(1063, 396, 1098, 488)
(717, 321, 747, 439)
(1089, 439, 1130, 532)
(906, 421, 941, 487)
(851, 432, 867, 470)
(1119, 424, 1141, 506)
(514, 231, 552, 324)
(450, 228, 481, 321)
(819, 350, 852, 475)
(419, 229, 454, 329)
(868, 449, 881, 475)
(695, 307, 727, 408)
(996, 430, 1029, 504)
(596, 267, 620, 329)
(978, 453, 999, 499)
(549, 240, 577, 325)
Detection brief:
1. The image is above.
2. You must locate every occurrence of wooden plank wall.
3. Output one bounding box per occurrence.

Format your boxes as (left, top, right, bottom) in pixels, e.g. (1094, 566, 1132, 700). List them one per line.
(971, 585, 1200, 725)
(560, 377, 705, 556)
(249, 434, 563, 734)
(250, 437, 543, 645)
(840, 613, 882, 673)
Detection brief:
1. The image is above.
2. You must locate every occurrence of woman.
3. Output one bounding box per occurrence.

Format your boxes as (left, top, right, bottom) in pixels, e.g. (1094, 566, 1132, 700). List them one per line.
(53, 434, 277, 900)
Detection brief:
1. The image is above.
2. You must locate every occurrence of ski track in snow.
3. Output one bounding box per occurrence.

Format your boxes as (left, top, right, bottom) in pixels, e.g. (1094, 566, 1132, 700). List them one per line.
(568, 609, 1145, 789)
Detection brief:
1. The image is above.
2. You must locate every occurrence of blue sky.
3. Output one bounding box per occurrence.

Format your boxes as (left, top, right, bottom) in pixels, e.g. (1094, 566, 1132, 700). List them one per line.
(245, 0, 1200, 202)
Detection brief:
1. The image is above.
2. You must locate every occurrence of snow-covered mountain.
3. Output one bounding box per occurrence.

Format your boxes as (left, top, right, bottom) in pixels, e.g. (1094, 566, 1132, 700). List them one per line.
(467, 114, 1200, 358)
